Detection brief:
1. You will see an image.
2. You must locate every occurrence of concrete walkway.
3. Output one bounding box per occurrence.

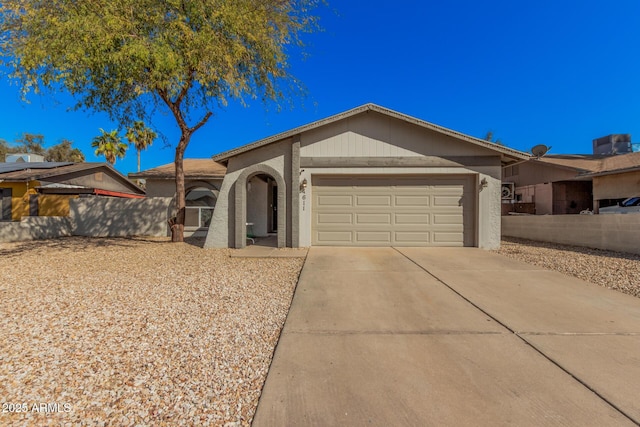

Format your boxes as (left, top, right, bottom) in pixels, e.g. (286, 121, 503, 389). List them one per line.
(253, 247, 640, 426)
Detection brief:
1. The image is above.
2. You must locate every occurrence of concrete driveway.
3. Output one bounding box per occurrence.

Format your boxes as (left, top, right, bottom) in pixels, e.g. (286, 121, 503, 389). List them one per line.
(252, 247, 640, 426)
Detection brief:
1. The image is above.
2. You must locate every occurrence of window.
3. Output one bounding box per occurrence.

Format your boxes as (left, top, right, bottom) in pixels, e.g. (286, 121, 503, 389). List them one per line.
(0, 188, 12, 221)
(185, 187, 217, 229)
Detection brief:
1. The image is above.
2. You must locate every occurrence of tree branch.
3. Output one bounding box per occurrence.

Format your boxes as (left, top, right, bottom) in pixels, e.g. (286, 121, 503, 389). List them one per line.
(191, 111, 213, 134)
(174, 70, 194, 109)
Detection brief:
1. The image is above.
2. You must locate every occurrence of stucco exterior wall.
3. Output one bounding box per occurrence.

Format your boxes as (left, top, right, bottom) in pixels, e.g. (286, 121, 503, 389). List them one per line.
(0, 197, 171, 242)
(0, 216, 72, 242)
(593, 171, 640, 200)
(516, 183, 553, 215)
(144, 179, 177, 198)
(38, 194, 78, 216)
(502, 214, 640, 255)
(144, 178, 223, 198)
(205, 139, 290, 248)
(70, 197, 172, 237)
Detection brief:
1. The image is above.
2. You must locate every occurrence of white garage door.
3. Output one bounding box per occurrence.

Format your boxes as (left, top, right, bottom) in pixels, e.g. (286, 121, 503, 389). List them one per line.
(312, 175, 475, 247)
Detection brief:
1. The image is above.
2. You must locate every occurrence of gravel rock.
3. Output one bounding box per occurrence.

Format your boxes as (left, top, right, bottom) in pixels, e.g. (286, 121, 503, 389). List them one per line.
(0, 237, 304, 426)
(495, 237, 640, 298)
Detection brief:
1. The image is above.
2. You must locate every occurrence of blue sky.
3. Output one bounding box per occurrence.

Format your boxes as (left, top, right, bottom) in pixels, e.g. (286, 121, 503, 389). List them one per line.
(2, 1, 640, 174)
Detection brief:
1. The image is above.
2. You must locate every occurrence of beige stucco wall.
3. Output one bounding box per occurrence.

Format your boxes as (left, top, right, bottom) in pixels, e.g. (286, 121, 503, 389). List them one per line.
(516, 183, 553, 215)
(70, 197, 172, 237)
(593, 171, 640, 200)
(0, 216, 72, 243)
(502, 214, 640, 255)
(145, 178, 222, 198)
(0, 198, 171, 242)
(204, 111, 507, 249)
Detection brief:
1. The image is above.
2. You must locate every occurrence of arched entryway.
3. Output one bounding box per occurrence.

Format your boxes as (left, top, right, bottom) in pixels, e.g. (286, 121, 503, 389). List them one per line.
(234, 164, 286, 249)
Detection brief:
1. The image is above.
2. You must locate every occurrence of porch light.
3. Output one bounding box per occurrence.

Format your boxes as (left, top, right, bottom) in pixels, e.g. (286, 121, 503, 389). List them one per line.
(480, 178, 488, 189)
(300, 178, 308, 192)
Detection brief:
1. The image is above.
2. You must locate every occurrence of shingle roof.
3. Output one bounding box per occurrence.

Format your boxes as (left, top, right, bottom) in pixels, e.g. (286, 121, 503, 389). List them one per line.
(129, 159, 227, 180)
(210, 103, 531, 164)
(595, 151, 640, 175)
(536, 155, 605, 173)
(536, 152, 640, 176)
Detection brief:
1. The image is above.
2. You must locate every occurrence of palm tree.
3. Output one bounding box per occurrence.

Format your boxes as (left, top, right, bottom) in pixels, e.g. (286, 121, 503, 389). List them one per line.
(125, 121, 156, 173)
(91, 129, 127, 165)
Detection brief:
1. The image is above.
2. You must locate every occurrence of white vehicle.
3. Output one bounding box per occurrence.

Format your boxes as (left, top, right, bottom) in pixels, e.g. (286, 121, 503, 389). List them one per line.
(599, 197, 640, 214)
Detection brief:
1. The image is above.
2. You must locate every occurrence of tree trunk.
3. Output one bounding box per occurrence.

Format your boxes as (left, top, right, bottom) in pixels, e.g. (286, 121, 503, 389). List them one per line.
(171, 135, 190, 242)
(137, 148, 141, 172)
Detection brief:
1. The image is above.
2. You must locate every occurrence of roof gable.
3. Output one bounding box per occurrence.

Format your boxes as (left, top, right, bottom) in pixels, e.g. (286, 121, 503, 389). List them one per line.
(0, 162, 144, 195)
(211, 104, 530, 164)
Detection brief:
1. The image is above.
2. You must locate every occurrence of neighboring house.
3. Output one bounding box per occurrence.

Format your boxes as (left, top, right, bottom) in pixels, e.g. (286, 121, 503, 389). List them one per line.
(203, 103, 529, 249)
(129, 159, 226, 234)
(0, 162, 144, 221)
(503, 152, 640, 214)
(583, 152, 640, 212)
(502, 155, 600, 215)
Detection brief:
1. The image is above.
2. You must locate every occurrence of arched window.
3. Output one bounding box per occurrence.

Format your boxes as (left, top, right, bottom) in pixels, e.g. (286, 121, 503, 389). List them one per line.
(185, 187, 217, 229)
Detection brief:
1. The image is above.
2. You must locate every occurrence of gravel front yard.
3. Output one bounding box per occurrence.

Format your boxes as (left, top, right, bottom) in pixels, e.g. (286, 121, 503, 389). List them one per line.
(0, 237, 305, 426)
(496, 237, 640, 298)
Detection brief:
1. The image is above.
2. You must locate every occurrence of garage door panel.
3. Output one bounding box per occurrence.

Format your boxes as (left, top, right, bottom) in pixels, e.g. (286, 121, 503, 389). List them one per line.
(433, 232, 465, 245)
(395, 195, 431, 206)
(356, 213, 392, 225)
(317, 195, 353, 207)
(317, 213, 353, 225)
(356, 195, 392, 206)
(312, 175, 474, 247)
(433, 196, 463, 207)
(433, 214, 464, 225)
(316, 231, 353, 244)
(395, 213, 430, 225)
(395, 231, 431, 243)
(356, 231, 392, 243)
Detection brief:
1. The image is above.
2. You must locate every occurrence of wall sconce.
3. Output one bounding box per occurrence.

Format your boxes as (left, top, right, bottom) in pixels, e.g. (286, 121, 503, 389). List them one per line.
(480, 178, 488, 189)
(300, 178, 308, 193)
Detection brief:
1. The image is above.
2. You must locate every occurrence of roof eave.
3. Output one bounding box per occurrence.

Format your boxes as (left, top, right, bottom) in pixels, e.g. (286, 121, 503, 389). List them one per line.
(129, 174, 226, 180)
(583, 165, 640, 177)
